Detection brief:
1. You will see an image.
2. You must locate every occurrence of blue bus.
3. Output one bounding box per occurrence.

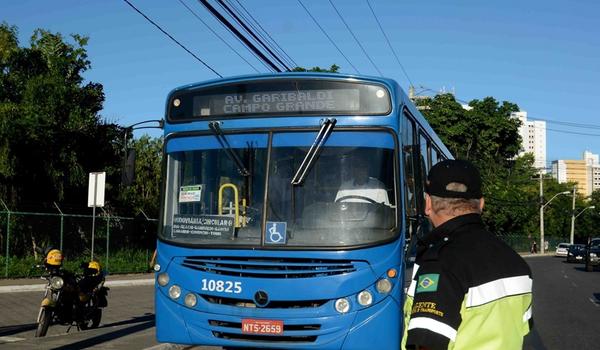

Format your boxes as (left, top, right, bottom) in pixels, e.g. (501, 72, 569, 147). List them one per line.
(154, 73, 451, 349)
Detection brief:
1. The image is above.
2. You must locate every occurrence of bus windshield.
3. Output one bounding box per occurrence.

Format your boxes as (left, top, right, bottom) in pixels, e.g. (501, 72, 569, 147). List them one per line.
(161, 130, 398, 248)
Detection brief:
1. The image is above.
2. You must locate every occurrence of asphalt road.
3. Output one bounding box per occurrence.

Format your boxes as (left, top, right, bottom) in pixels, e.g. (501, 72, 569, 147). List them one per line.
(0, 285, 161, 349)
(0, 256, 598, 349)
(523, 255, 600, 350)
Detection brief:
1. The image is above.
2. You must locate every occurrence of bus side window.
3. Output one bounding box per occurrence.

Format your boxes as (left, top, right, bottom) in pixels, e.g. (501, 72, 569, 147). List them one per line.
(416, 133, 434, 237)
(431, 147, 439, 165)
(402, 114, 417, 238)
(419, 133, 430, 200)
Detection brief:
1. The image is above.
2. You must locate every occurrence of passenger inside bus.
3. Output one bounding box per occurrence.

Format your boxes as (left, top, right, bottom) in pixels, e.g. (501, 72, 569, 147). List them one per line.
(335, 157, 391, 206)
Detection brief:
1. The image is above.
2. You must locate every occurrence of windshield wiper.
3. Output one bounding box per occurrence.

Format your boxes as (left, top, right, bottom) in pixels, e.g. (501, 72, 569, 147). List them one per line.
(209, 121, 250, 176)
(291, 118, 336, 185)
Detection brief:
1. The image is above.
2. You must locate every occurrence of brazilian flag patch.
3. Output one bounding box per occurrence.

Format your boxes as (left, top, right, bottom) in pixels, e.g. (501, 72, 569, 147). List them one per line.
(416, 274, 440, 293)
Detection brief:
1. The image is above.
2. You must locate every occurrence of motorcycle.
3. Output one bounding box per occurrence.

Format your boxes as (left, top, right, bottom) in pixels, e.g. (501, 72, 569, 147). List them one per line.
(35, 248, 109, 337)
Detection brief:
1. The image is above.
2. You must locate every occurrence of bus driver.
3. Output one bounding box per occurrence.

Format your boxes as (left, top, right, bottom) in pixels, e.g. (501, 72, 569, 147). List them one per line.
(335, 157, 390, 206)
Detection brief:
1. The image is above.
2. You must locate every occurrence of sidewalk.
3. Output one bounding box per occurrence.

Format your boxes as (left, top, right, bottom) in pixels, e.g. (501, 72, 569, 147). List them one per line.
(520, 252, 555, 258)
(0, 273, 154, 293)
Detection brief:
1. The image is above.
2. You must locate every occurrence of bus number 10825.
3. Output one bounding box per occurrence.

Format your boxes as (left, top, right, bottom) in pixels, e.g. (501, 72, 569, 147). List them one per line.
(201, 279, 242, 294)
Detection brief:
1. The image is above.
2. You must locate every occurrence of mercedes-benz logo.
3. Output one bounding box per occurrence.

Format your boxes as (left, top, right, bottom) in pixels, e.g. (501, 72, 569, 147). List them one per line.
(254, 290, 269, 307)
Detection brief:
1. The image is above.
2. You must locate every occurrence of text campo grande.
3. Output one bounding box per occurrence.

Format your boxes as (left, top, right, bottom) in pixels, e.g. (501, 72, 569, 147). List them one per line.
(222, 91, 340, 114)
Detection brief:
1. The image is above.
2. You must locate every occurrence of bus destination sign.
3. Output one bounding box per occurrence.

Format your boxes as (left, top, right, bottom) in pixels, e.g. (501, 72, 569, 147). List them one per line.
(194, 89, 360, 116)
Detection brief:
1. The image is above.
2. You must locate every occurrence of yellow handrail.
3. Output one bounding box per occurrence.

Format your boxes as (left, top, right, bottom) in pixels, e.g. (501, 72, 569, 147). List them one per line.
(218, 183, 240, 228)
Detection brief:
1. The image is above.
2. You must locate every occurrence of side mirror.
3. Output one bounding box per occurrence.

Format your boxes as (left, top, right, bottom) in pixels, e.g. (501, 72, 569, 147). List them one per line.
(121, 148, 136, 186)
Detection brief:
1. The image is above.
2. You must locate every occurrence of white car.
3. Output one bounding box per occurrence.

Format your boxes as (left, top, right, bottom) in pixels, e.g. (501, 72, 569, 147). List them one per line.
(555, 243, 570, 257)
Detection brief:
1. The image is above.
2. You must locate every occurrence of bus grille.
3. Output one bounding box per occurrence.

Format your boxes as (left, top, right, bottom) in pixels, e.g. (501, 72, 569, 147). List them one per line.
(181, 256, 356, 278)
(201, 294, 328, 309)
(209, 320, 319, 343)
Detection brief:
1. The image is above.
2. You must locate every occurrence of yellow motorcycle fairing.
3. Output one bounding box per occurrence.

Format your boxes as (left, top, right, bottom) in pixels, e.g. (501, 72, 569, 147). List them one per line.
(41, 297, 56, 307)
(79, 292, 90, 303)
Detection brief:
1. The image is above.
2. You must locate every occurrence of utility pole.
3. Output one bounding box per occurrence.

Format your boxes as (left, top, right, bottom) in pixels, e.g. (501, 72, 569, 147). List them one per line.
(539, 170, 544, 254)
(569, 186, 577, 245)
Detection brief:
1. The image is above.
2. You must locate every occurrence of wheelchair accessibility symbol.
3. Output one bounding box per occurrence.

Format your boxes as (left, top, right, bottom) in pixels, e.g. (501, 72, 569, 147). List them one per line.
(266, 222, 287, 244)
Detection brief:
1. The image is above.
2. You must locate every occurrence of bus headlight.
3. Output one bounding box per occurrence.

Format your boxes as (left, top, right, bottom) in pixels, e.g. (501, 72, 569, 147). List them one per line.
(335, 298, 350, 314)
(157, 273, 169, 286)
(376, 278, 392, 294)
(357, 290, 373, 306)
(168, 285, 181, 299)
(184, 293, 197, 308)
(50, 276, 64, 290)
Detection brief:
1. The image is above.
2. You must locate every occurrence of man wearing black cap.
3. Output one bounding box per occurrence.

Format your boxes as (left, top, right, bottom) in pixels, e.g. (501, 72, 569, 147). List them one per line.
(402, 160, 533, 350)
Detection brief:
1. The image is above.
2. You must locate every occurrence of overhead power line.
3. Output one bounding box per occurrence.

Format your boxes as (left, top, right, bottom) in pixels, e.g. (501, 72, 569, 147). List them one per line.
(216, 0, 291, 71)
(122, 0, 222, 77)
(540, 126, 600, 137)
(328, 0, 383, 76)
(198, 0, 282, 72)
(365, 0, 413, 86)
(297, 0, 360, 74)
(231, 0, 298, 68)
(529, 117, 600, 130)
(417, 87, 600, 137)
(177, 0, 259, 73)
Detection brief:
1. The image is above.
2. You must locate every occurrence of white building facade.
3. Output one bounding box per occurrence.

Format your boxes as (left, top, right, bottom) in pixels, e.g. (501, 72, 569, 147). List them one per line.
(511, 111, 547, 172)
(584, 151, 600, 193)
(552, 160, 567, 183)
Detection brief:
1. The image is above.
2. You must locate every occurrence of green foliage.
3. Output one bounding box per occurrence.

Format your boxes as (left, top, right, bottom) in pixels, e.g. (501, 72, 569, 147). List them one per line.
(416, 94, 521, 164)
(0, 23, 124, 209)
(563, 188, 600, 241)
(0, 249, 151, 278)
(0, 23, 162, 266)
(292, 64, 340, 73)
(119, 136, 163, 217)
(416, 92, 585, 242)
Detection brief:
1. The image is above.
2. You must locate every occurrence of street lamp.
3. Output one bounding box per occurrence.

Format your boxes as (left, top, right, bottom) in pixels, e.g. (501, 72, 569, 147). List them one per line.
(570, 205, 596, 244)
(540, 191, 570, 254)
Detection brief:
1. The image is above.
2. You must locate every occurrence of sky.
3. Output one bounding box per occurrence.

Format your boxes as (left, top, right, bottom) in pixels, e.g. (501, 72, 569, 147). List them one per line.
(3, 0, 599, 164)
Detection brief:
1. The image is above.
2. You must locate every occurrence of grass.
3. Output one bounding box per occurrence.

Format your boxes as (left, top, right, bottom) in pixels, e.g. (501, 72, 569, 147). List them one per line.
(0, 249, 153, 278)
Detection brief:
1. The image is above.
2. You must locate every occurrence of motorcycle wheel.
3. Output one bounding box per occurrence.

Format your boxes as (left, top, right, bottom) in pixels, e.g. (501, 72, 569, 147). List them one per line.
(80, 309, 102, 330)
(91, 308, 102, 328)
(35, 308, 52, 337)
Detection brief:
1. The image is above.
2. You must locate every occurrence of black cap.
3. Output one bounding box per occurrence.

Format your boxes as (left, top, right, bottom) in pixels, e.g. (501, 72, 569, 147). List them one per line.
(426, 160, 482, 199)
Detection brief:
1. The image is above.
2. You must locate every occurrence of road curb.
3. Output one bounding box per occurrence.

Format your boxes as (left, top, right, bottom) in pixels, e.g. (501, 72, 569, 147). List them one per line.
(0, 278, 154, 294)
(521, 253, 556, 258)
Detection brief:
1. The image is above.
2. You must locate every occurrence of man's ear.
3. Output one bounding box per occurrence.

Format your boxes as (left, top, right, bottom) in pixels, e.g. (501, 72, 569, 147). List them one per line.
(425, 193, 432, 216)
(479, 197, 485, 212)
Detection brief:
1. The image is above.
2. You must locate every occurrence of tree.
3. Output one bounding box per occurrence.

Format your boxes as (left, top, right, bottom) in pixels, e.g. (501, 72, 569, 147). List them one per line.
(416, 94, 521, 166)
(118, 136, 163, 217)
(416, 93, 547, 238)
(0, 23, 123, 211)
(292, 64, 340, 73)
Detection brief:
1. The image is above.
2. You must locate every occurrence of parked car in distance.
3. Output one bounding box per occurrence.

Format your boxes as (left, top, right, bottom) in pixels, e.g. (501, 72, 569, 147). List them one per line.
(585, 238, 600, 271)
(555, 243, 570, 257)
(566, 244, 586, 263)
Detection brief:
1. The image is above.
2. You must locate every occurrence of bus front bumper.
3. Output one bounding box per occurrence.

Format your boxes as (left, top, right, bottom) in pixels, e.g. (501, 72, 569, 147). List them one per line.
(156, 291, 401, 350)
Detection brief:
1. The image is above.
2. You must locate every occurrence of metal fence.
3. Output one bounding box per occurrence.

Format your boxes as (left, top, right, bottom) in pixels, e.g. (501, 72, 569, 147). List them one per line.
(0, 208, 157, 278)
(0, 207, 567, 278)
(498, 235, 566, 254)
